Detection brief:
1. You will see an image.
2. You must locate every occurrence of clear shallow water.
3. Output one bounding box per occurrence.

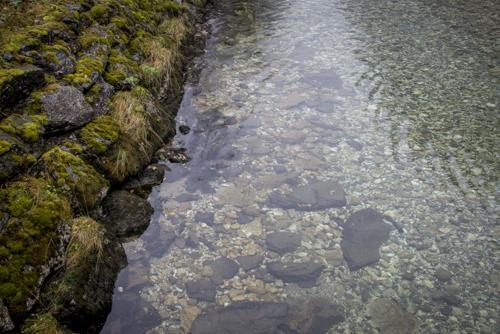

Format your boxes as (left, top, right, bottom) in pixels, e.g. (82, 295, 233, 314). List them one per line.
(102, 0, 499, 333)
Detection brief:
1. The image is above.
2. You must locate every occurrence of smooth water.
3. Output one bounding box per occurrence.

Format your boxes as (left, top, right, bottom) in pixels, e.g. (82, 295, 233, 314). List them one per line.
(102, 0, 499, 332)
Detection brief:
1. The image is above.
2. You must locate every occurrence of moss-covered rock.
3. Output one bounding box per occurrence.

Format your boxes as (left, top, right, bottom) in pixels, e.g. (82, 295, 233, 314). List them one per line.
(21, 312, 66, 334)
(0, 177, 71, 319)
(0, 66, 45, 111)
(40, 147, 109, 208)
(42, 217, 126, 333)
(79, 115, 120, 154)
(0, 130, 36, 182)
(104, 49, 140, 90)
(0, 114, 48, 142)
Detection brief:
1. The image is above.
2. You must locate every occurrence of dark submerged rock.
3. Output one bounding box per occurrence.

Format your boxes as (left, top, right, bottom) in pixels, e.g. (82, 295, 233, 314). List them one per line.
(341, 208, 392, 270)
(186, 279, 217, 302)
(179, 124, 191, 134)
(154, 146, 190, 163)
(268, 181, 346, 211)
(267, 261, 324, 287)
(102, 190, 154, 237)
(190, 301, 290, 334)
(266, 232, 302, 255)
(288, 298, 345, 334)
(237, 255, 264, 271)
(209, 257, 239, 285)
(41, 85, 96, 133)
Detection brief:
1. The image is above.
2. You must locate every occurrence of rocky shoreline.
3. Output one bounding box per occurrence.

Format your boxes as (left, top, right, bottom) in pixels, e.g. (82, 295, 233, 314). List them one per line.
(0, 0, 210, 332)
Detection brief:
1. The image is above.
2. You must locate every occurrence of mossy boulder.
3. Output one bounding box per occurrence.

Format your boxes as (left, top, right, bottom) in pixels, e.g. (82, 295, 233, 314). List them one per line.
(40, 85, 96, 133)
(0, 131, 36, 182)
(84, 77, 114, 115)
(0, 178, 71, 320)
(104, 49, 140, 90)
(0, 66, 45, 111)
(40, 147, 109, 208)
(42, 217, 126, 333)
(0, 114, 48, 143)
(21, 312, 67, 334)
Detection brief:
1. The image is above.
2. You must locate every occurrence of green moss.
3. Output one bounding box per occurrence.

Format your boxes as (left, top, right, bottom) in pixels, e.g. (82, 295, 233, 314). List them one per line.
(0, 114, 47, 142)
(89, 4, 108, 20)
(41, 146, 109, 208)
(60, 139, 84, 155)
(65, 55, 106, 88)
(104, 49, 140, 88)
(0, 178, 71, 316)
(0, 140, 13, 155)
(79, 115, 120, 154)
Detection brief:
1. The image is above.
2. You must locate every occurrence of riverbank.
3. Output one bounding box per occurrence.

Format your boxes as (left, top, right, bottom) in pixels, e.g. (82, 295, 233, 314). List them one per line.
(0, 0, 209, 331)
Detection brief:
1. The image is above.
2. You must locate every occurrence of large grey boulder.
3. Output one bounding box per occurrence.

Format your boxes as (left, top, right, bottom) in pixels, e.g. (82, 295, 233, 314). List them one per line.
(341, 208, 392, 270)
(41, 85, 96, 133)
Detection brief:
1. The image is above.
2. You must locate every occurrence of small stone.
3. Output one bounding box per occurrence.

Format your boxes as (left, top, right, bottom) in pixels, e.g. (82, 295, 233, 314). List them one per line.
(267, 260, 324, 287)
(237, 255, 264, 271)
(210, 257, 239, 285)
(435, 268, 452, 282)
(324, 249, 343, 267)
(266, 231, 302, 255)
(179, 125, 191, 135)
(367, 298, 417, 334)
(180, 306, 201, 333)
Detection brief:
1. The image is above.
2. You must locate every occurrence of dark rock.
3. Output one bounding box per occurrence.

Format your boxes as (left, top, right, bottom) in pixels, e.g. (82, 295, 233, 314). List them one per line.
(210, 257, 239, 285)
(0, 301, 14, 332)
(41, 85, 96, 133)
(142, 223, 176, 258)
(341, 208, 392, 270)
(179, 124, 191, 134)
(268, 181, 346, 211)
(237, 255, 264, 271)
(346, 139, 363, 151)
(288, 298, 344, 334)
(102, 190, 154, 237)
(266, 232, 302, 255)
(122, 164, 168, 198)
(186, 279, 216, 302)
(273, 165, 287, 174)
(367, 298, 417, 334)
(0, 66, 45, 109)
(435, 268, 452, 282)
(431, 284, 461, 306)
(154, 146, 190, 163)
(86, 77, 115, 116)
(46, 236, 126, 333)
(195, 212, 215, 225)
(267, 261, 324, 287)
(190, 301, 289, 334)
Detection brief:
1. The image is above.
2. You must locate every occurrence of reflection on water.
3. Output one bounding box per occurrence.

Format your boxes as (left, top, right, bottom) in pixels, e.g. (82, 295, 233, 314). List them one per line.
(102, 0, 499, 333)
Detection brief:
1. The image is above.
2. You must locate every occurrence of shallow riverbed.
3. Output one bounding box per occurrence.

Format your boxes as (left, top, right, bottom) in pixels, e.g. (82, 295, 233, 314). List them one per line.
(102, 0, 499, 333)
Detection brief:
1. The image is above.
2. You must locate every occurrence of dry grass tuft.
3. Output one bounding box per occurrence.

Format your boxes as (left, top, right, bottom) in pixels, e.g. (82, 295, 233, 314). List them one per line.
(66, 217, 103, 267)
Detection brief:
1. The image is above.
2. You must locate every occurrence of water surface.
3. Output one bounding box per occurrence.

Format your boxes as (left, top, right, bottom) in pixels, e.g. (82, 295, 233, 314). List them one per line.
(102, 0, 499, 332)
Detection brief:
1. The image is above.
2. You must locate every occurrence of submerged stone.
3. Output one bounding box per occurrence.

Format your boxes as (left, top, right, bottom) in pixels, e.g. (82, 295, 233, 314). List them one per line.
(268, 181, 346, 211)
(266, 231, 302, 255)
(237, 255, 264, 271)
(186, 279, 217, 302)
(367, 298, 417, 334)
(190, 301, 289, 334)
(209, 257, 239, 285)
(267, 260, 324, 287)
(288, 298, 345, 334)
(341, 208, 392, 270)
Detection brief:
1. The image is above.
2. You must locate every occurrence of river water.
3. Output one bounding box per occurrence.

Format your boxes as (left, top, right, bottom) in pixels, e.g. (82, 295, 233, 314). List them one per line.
(102, 0, 499, 333)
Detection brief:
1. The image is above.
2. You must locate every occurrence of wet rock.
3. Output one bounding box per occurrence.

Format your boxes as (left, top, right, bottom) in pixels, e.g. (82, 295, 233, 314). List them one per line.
(0, 66, 45, 109)
(190, 301, 290, 334)
(154, 146, 190, 163)
(179, 124, 191, 134)
(41, 85, 96, 133)
(210, 257, 239, 285)
(341, 208, 392, 270)
(266, 232, 302, 255)
(324, 249, 343, 267)
(288, 298, 344, 334)
(435, 268, 452, 282)
(268, 181, 346, 211)
(367, 298, 417, 334)
(102, 190, 154, 237)
(180, 305, 201, 333)
(0, 301, 14, 332)
(122, 164, 168, 198)
(267, 260, 324, 287)
(237, 255, 264, 271)
(186, 279, 217, 302)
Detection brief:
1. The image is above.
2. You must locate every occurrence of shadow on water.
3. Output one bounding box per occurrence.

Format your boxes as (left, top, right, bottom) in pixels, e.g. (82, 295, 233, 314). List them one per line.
(341, 0, 500, 197)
